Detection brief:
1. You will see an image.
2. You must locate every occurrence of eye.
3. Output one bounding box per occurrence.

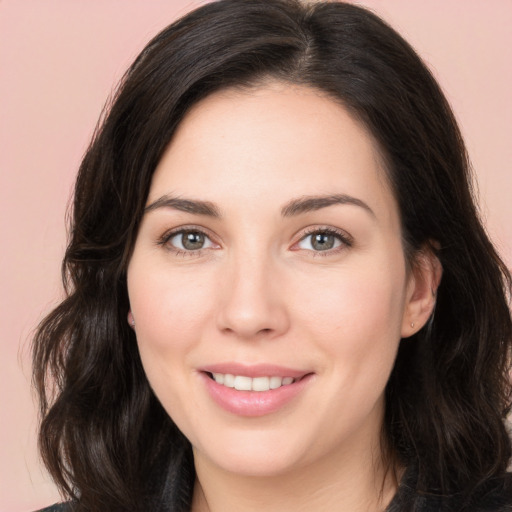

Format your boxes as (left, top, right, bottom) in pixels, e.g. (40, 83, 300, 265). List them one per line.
(296, 228, 352, 253)
(167, 229, 216, 251)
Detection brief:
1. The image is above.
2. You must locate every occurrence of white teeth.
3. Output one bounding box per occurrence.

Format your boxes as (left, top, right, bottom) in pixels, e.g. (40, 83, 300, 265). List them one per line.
(234, 376, 252, 391)
(211, 373, 296, 391)
(252, 376, 270, 391)
(223, 374, 235, 387)
(212, 373, 224, 384)
(269, 376, 282, 389)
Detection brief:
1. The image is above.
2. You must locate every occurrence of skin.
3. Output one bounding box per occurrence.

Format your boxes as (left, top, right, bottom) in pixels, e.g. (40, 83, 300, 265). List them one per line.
(127, 83, 440, 512)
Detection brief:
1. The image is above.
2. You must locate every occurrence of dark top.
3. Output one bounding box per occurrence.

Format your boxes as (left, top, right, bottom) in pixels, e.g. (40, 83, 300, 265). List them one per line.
(35, 466, 512, 512)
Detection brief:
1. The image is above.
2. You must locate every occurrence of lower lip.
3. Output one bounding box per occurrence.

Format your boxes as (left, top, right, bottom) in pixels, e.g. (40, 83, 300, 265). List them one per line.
(201, 373, 313, 417)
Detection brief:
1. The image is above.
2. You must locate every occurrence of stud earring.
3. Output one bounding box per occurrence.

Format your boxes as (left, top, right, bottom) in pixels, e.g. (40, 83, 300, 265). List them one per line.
(410, 322, 414, 328)
(127, 311, 135, 328)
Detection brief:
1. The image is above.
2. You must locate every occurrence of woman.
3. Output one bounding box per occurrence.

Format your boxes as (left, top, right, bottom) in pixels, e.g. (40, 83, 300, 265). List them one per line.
(33, 1, 512, 511)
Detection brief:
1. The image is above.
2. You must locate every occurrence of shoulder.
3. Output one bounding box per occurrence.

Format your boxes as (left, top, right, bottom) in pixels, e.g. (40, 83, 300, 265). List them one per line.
(35, 504, 73, 512)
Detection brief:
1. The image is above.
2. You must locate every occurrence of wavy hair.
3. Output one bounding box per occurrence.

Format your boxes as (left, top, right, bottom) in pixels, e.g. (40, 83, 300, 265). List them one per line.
(33, 1, 512, 510)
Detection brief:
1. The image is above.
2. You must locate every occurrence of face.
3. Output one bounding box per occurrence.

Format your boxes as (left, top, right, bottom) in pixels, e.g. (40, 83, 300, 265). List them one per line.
(127, 83, 420, 478)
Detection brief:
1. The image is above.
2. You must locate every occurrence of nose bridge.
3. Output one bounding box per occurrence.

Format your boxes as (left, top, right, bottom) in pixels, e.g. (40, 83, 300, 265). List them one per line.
(216, 245, 289, 339)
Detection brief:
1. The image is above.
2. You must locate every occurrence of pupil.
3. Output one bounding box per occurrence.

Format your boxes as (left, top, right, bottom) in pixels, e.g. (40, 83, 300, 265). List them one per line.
(312, 233, 334, 251)
(182, 231, 204, 250)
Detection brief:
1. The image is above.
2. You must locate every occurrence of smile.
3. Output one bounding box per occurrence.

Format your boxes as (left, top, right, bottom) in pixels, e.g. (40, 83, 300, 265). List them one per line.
(200, 366, 314, 417)
(209, 373, 295, 391)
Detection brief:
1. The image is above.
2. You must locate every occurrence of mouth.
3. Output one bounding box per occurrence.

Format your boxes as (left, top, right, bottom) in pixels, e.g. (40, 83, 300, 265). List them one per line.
(199, 365, 314, 417)
(205, 372, 299, 392)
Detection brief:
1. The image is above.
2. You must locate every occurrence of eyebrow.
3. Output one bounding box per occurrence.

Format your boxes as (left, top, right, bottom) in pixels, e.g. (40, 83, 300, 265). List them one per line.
(144, 195, 221, 218)
(281, 194, 375, 218)
(144, 193, 374, 219)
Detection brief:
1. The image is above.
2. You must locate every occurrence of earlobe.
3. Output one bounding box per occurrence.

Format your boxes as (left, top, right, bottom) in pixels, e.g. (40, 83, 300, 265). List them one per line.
(128, 310, 136, 329)
(401, 246, 442, 338)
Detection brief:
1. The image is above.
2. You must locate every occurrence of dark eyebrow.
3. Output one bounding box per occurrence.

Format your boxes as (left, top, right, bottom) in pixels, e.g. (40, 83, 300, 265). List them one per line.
(144, 195, 221, 218)
(281, 194, 375, 218)
(144, 193, 373, 219)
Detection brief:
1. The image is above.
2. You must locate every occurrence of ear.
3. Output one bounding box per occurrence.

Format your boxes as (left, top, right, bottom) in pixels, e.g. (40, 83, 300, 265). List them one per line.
(401, 245, 442, 338)
(127, 310, 136, 329)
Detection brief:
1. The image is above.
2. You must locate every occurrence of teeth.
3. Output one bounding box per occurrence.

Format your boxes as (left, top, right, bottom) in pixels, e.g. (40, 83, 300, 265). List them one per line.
(252, 376, 270, 391)
(211, 373, 296, 391)
(234, 375, 252, 391)
(223, 374, 235, 388)
(269, 376, 282, 389)
(212, 373, 224, 385)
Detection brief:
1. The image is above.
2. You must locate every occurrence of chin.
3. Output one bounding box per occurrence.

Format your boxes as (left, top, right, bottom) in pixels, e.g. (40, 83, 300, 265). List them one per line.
(192, 428, 313, 477)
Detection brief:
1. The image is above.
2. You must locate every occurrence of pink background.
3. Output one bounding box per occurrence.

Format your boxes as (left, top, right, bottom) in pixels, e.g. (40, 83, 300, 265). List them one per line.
(1, 1, 510, 510)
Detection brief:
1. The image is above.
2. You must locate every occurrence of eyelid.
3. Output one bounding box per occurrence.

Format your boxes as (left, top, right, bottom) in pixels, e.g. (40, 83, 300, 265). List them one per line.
(157, 225, 221, 254)
(291, 226, 354, 254)
(156, 224, 352, 256)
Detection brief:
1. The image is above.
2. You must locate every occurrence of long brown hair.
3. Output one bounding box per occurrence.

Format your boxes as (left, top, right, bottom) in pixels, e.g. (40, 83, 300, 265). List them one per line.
(33, 1, 512, 510)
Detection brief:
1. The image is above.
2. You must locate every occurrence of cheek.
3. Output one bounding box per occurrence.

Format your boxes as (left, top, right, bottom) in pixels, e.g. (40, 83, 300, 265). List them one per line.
(293, 260, 406, 382)
(127, 265, 217, 424)
(298, 263, 404, 332)
(127, 265, 219, 429)
(128, 266, 216, 355)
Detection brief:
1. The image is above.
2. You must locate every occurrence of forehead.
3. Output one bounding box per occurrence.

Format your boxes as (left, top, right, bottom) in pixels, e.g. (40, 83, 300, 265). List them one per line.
(149, 83, 396, 222)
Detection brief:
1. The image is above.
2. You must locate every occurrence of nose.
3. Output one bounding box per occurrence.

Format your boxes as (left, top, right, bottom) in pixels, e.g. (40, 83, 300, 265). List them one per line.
(216, 253, 290, 340)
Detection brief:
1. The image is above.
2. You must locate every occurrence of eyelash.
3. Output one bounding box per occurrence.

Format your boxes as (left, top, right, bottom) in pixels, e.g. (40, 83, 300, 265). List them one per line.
(157, 226, 353, 257)
(157, 226, 218, 258)
(295, 226, 353, 257)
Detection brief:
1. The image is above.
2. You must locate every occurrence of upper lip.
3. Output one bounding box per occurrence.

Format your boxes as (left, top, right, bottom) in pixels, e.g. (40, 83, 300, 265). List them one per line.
(199, 362, 310, 379)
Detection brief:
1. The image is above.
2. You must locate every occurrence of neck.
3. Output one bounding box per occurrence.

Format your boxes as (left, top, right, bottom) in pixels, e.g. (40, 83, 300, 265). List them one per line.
(191, 437, 398, 512)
